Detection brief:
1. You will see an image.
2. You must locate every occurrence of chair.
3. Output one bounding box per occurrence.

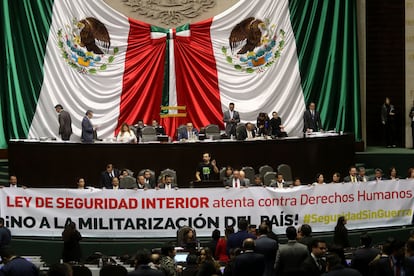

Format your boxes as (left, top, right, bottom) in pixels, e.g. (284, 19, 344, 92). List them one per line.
(241, 166, 255, 184)
(205, 124, 221, 139)
(277, 164, 293, 182)
(263, 171, 277, 186)
(176, 124, 187, 140)
(219, 167, 227, 180)
(158, 168, 177, 185)
(236, 124, 246, 140)
(141, 126, 157, 142)
(119, 175, 137, 189)
(259, 165, 274, 179)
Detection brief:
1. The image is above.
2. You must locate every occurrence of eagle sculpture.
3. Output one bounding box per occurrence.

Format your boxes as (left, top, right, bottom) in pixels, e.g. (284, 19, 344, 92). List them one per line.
(77, 17, 110, 55)
(229, 17, 264, 55)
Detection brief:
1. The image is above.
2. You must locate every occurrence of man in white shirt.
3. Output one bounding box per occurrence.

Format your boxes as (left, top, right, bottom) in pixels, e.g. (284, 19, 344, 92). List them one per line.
(5, 176, 26, 189)
(270, 173, 287, 188)
(225, 170, 246, 188)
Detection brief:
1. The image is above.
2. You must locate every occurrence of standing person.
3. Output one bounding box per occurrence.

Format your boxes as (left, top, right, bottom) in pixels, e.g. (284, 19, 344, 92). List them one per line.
(223, 102, 240, 138)
(255, 223, 278, 276)
(196, 247, 221, 276)
(62, 222, 82, 263)
(301, 239, 327, 276)
(274, 226, 309, 276)
(55, 104, 72, 141)
(159, 245, 179, 276)
(303, 102, 323, 133)
(233, 239, 265, 276)
(0, 218, 11, 250)
(215, 226, 234, 263)
(351, 233, 380, 276)
(226, 218, 256, 255)
(333, 216, 350, 249)
(195, 153, 219, 182)
(409, 100, 414, 149)
(381, 97, 397, 147)
(81, 110, 94, 143)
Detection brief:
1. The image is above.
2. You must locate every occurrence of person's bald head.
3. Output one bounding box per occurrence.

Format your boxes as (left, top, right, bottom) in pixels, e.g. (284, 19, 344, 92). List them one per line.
(243, 238, 255, 250)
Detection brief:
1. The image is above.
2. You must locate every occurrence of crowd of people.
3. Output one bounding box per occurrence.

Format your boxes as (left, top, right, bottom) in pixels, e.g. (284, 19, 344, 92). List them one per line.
(0, 216, 413, 276)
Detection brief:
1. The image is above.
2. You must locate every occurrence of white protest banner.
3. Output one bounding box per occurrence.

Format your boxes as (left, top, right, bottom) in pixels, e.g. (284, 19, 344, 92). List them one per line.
(0, 180, 412, 237)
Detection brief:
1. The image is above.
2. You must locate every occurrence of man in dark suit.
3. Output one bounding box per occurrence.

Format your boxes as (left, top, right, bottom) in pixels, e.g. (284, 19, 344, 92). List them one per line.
(233, 238, 265, 276)
(236, 122, 256, 140)
(324, 253, 362, 276)
(223, 102, 240, 137)
(55, 104, 72, 141)
(142, 169, 156, 188)
(5, 175, 27, 189)
(343, 166, 358, 183)
(351, 233, 380, 276)
(81, 110, 94, 143)
(226, 218, 256, 255)
(301, 239, 327, 276)
(303, 102, 323, 133)
(369, 168, 387, 182)
(100, 164, 120, 189)
(129, 248, 164, 276)
(224, 170, 246, 188)
(0, 246, 39, 276)
(177, 122, 199, 141)
(255, 223, 278, 276)
(157, 175, 178, 190)
(298, 224, 314, 252)
(274, 226, 309, 276)
(370, 239, 413, 276)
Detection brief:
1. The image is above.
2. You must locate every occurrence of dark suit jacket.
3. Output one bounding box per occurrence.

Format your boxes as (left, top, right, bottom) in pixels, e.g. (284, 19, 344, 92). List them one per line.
(128, 265, 164, 276)
(177, 128, 199, 140)
(301, 255, 326, 276)
(226, 230, 256, 255)
(275, 240, 309, 276)
(157, 183, 178, 189)
(81, 116, 94, 143)
(343, 175, 358, 183)
(255, 235, 278, 276)
(100, 169, 120, 189)
(236, 127, 256, 140)
(224, 177, 246, 188)
(303, 110, 322, 132)
(0, 257, 39, 276)
(322, 265, 362, 276)
(370, 256, 414, 276)
(233, 251, 265, 276)
(58, 110, 72, 139)
(351, 247, 380, 276)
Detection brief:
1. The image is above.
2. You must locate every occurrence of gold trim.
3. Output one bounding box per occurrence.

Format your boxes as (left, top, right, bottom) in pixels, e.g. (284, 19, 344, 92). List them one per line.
(160, 106, 186, 111)
(160, 113, 187, 118)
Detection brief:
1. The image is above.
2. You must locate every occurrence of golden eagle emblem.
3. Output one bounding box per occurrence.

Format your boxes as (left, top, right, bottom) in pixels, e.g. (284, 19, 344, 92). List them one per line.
(229, 17, 265, 54)
(222, 18, 286, 73)
(77, 17, 110, 55)
(57, 17, 118, 74)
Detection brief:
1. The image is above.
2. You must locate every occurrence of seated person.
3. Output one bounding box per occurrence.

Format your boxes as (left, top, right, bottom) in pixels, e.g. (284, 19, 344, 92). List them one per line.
(256, 112, 270, 136)
(76, 178, 86, 189)
(312, 173, 326, 185)
(269, 111, 288, 137)
(195, 153, 219, 182)
(178, 122, 199, 141)
(358, 167, 368, 182)
(270, 173, 289, 188)
(137, 175, 151, 190)
(224, 170, 246, 188)
(178, 227, 197, 252)
(119, 169, 137, 189)
(343, 166, 358, 183)
(222, 166, 233, 182)
(293, 177, 302, 186)
(236, 122, 256, 140)
(152, 119, 165, 135)
(109, 177, 121, 190)
(116, 122, 137, 143)
(252, 174, 264, 186)
(330, 172, 341, 184)
(370, 168, 386, 182)
(157, 175, 178, 190)
(239, 170, 251, 186)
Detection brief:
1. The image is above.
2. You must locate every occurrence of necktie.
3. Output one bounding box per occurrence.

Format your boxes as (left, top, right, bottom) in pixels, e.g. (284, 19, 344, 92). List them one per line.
(317, 259, 323, 271)
(352, 176, 355, 182)
(235, 179, 239, 188)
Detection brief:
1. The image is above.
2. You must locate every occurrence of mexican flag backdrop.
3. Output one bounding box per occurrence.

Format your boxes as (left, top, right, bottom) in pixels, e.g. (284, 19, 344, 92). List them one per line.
(0, 0, 360, 147)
